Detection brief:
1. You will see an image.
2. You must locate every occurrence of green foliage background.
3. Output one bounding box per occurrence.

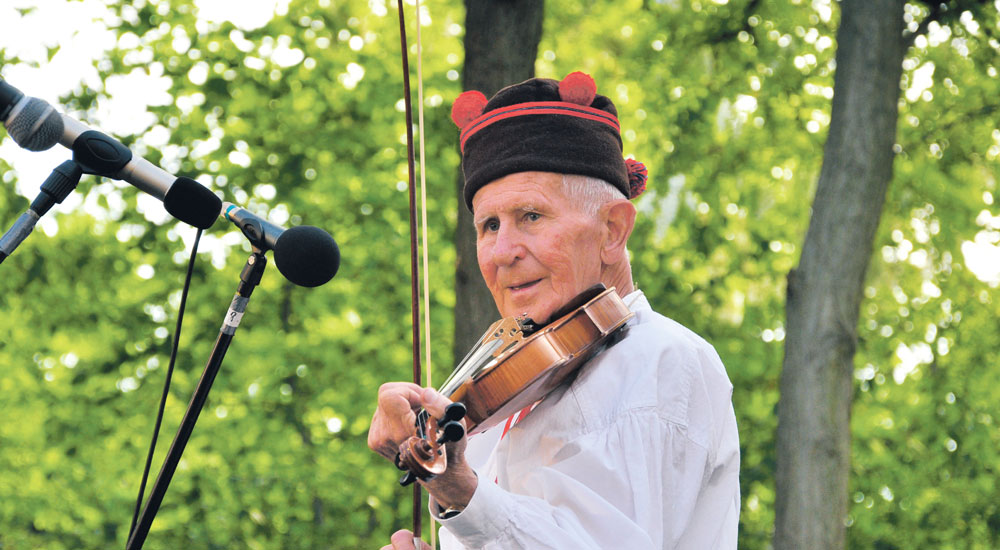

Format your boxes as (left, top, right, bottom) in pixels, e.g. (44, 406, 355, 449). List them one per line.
(0, 1, 997, 548)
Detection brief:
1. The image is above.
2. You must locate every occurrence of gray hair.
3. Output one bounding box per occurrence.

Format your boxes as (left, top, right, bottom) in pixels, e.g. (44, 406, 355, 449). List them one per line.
(560, 174, 626, 217)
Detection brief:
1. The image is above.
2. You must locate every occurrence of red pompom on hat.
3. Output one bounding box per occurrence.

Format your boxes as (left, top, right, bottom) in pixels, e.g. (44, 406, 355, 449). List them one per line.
(451, 90, 488, 129)
(558, 71, 597, 106)
(626, 159, 648, 199)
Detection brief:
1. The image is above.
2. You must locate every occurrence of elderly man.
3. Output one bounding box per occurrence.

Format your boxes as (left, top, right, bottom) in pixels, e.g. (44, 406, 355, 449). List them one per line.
(369, 73, 740, 550)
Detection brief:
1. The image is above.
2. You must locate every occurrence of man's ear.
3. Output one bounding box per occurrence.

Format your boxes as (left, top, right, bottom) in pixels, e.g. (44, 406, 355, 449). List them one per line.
(600, 199, 636, 265)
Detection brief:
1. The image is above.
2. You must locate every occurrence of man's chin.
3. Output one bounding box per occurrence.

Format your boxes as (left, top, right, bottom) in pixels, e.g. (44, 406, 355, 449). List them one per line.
(499, 284, 544, 317)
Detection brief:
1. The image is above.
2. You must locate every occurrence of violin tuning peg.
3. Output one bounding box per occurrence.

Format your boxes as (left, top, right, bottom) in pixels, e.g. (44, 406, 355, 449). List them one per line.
(443, 402, 467, 423)
(399, 471, 418, 486)
(436, 420, 466, 445)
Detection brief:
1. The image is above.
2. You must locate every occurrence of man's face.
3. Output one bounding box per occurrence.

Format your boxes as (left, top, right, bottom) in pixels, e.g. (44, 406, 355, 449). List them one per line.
(472, 171, 605, 323)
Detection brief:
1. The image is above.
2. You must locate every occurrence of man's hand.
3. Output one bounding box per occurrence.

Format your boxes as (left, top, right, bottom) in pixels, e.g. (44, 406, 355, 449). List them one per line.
(368, 384, 478, 511)
(379, 529, 433, 550)
(368, 382, 425, 461)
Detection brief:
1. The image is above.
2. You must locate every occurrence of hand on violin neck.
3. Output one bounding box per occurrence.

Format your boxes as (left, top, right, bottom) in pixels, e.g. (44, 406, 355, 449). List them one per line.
(415, 388, 477, 510)
(369, 383, 469, 452)
(368, 382, 426, 460)
(417, 386, 454, 419)
(368, 382, 478, 510)
(423, 454, 477, 513)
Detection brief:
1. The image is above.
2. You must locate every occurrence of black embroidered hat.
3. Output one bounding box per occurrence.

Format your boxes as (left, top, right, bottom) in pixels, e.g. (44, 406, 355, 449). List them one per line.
(451, 72, 647, 210)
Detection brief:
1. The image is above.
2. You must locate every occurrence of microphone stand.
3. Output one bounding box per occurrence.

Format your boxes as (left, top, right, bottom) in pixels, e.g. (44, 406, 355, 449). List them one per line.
(0, 160, 82, 265)
(125, 249, 268, 550)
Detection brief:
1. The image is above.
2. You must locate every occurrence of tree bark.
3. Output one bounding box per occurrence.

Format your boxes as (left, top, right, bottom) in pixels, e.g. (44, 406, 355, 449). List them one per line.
(453, 0, 544, 360)
(774, 1, 906, 549)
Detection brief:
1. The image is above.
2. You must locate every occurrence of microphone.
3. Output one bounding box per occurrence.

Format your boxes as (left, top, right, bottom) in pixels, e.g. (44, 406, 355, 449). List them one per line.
(0, 160, 83, 264)
(0, 78, 63, 151)
(1, 78, 221, 229)
(221, 202, 340, 288)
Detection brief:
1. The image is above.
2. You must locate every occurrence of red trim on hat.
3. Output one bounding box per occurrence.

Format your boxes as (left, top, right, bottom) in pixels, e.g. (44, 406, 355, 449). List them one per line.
(460, 101, 621, 152)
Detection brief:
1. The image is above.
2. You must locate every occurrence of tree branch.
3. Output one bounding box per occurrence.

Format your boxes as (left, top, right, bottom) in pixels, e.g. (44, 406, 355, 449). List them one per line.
(709, 0, 763, 45)
(903, 2, 946, 51)
(904, 0, 997, 50)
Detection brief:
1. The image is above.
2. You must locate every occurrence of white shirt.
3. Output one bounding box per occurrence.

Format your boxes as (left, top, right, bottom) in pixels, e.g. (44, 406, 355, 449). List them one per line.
(435, 290, 740, 549)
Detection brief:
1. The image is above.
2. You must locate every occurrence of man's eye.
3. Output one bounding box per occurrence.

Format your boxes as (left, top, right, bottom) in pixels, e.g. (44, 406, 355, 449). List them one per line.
(485, 220, 500, 232)
(524, 212, 541, 222)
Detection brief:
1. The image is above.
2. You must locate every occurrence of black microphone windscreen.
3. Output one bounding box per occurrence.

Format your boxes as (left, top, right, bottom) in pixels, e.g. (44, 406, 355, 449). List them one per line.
(6, 98, 63, 151)
(163, 177, 222, 229)
(272, 225, 340, 287)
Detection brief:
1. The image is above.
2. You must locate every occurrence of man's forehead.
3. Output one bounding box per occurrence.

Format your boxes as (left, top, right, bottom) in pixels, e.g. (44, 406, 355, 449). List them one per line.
(472, 172, 565, 213)
(472, 198, 541, 223)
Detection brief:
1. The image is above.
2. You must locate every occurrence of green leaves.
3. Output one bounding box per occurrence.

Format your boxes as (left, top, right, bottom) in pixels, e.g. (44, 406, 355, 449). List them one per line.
(1, 1, 998, 548)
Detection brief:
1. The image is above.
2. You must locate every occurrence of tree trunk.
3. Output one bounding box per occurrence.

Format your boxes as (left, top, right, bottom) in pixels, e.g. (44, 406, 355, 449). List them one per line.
(453, 0, 544, 360)
(774, 1, 906, 549)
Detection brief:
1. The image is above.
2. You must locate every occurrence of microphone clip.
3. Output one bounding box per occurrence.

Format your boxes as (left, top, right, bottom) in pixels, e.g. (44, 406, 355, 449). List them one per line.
(223, 204, 276, 253)
(35, 160, 84, 212)
(72, 130, 133, 178)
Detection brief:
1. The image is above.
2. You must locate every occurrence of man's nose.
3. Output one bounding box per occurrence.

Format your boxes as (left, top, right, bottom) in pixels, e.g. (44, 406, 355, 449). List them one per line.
(490, 225, 526, 266)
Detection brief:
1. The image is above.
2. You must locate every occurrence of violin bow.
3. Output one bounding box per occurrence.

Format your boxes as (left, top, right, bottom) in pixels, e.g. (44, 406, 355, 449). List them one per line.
(395, 0, 434, 543)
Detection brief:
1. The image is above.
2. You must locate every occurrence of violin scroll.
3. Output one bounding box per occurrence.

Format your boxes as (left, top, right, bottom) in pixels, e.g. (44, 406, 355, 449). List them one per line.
(397, 402, 468, 486)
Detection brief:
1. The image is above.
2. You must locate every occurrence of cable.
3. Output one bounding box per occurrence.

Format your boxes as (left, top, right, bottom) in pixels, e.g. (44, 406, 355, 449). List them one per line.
(128, 228, 203, 540)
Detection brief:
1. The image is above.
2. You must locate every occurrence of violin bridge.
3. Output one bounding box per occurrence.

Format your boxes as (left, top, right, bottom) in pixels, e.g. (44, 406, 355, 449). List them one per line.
(488, 317, 525, 358)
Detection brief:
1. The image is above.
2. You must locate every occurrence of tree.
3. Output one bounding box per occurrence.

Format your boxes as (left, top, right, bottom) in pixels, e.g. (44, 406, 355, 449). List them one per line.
(774, 1, 906, 547)
(775, 1, 998, 548)
(452, 0, 545, 358)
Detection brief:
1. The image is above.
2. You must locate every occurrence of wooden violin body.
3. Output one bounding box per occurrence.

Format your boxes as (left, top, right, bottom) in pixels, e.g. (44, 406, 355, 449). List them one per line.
(396, 285, 633, 483)
(449, 284, 633, 434)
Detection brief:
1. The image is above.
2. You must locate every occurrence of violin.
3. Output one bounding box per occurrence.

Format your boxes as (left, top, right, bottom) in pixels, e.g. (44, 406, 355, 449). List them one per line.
(396, 284, 634, 484)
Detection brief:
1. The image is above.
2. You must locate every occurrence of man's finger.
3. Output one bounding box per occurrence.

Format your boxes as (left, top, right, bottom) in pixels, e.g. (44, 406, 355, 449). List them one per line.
(378, 382, 426, 414)
(388, 529, 421, 550)
(420, 386, 455, 418)
(369, 382, 427, 458)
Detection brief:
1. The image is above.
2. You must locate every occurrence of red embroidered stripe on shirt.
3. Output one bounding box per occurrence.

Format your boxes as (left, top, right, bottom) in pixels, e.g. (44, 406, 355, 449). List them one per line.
(500, 402, 538, 440)
(495, 402, 539, 484)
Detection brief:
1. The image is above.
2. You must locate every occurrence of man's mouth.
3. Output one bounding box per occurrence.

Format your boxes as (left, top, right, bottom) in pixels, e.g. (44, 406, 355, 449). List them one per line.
(508, 279, 541, 291)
